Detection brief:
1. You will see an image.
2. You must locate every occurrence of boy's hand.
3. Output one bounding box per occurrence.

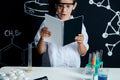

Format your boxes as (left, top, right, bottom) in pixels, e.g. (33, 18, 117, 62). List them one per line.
(40, 27, 51, 38)
(75, 34, 84, 44)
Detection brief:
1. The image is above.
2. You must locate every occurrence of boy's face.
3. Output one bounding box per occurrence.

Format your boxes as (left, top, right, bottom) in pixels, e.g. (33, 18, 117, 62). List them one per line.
(55, 0, 77, 21)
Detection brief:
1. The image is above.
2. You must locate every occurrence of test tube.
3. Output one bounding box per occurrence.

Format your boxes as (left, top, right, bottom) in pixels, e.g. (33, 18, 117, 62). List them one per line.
(27, 43, 32, 72)
(96, 50, 100, 64)
(100, 49, 103, 68)
(92, 52, 96, 66)
(88, 53, 92, 63)
(100, 49, 103, 61)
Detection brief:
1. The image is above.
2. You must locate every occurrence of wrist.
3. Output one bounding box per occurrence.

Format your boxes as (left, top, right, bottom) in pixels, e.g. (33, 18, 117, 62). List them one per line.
(40, 37, 44, 41)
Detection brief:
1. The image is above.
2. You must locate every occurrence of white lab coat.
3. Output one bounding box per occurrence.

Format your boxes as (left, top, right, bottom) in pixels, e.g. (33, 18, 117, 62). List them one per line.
(34, 15, 89, 67)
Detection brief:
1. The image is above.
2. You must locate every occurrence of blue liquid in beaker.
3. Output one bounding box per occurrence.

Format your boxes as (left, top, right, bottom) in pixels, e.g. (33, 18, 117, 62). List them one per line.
(98, 74, 107, 80)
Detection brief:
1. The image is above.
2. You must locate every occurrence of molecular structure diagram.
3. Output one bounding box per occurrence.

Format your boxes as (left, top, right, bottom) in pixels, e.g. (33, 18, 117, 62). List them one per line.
(0, 29, 35, 66)
(89, 0, 120, 56)
(0, 29, 22, 52)
(24, 0, 48, 18)
(0, 29, 25, 65)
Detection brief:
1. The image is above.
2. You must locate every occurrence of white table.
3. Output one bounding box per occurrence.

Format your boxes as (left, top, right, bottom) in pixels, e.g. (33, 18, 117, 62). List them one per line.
(0, 67, 120, 80)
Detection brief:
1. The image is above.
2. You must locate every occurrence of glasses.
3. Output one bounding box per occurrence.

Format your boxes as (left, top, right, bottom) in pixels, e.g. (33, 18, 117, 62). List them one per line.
(56, 3, 74, 9)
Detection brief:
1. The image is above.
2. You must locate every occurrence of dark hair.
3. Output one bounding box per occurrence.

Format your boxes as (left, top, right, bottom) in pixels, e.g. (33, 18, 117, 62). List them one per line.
(48, 0, 76, 16)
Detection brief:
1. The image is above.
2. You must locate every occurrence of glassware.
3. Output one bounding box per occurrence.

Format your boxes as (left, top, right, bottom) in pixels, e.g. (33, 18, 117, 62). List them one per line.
(27, 43, 32, 73)
(88, 53, 92, 63)
(99, 49, 103, 68)
(98, 68, 109, 80)
(99, 49, 103, 61)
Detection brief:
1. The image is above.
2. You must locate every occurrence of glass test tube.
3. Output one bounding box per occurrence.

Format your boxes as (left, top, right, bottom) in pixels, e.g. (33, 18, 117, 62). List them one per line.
(88, 53, 92, 63)
(100, 49, 103, 68)
(27, 43, 32, 72)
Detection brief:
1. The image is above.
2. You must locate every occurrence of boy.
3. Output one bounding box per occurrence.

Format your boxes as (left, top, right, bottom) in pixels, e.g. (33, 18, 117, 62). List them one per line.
(34, 0, 89, 67)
